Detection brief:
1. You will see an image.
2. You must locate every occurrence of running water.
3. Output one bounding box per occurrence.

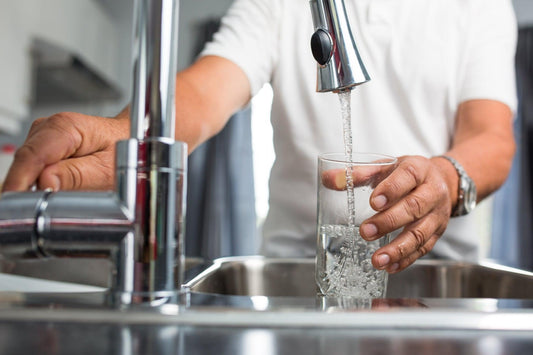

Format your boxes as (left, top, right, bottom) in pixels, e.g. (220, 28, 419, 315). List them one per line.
(320, 91, 360, 295)
(316, 90, 389, 298)
(339, 91, 353, 157)
(338, 90, 357, 229)
(317, 224, 388, 298)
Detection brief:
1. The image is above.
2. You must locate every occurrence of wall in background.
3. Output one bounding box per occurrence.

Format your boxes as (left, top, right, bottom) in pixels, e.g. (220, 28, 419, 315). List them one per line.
(92, 0, 235, 97)
(179, 0, 234, 69)
(0, 0, 123, 136)
(514, 0, 533, 27)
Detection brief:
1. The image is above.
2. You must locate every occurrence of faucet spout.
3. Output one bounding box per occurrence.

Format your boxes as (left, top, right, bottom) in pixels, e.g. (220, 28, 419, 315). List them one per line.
(309, 0, 370, 92)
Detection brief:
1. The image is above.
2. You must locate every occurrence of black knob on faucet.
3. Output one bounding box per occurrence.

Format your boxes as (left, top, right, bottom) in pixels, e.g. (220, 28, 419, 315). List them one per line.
(311, 29, 333, 66)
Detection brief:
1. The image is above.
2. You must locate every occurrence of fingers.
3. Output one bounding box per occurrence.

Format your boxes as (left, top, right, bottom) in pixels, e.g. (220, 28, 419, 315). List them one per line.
(321, 168, 348, 190)
(357, 156, 452, 273)
(37, 151, 115, 191)
(321, 164, 395, 190)
(368, 156, 426, 210)
(360, 157, 435, 239)
(2, 112, 126, 192)
(371, 217, 444, 273)
(361, 184, 437, 239)
(2, 119, 81, 192)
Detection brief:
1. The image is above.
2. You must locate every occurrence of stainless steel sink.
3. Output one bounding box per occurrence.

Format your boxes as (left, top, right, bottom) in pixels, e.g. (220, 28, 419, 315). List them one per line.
(0, 255, 532, 339)
(4, 256, 532, 299)
(186, 257, 533, 299)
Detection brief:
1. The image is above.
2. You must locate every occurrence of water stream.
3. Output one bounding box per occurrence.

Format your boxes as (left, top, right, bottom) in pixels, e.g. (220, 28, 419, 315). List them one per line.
(338, 90, 357, 230)
(317, 91, 388, 298)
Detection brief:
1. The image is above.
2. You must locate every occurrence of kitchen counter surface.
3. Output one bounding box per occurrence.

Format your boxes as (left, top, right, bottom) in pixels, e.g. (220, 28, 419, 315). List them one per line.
(0, 317, 531, 355)
(0, 290, 531, 355)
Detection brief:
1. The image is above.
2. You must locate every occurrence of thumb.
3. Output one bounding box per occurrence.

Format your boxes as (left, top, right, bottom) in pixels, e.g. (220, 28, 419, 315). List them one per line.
(37, 152, 115, 191)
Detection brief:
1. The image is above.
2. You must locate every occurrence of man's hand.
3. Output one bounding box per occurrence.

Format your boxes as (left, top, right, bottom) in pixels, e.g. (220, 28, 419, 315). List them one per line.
(1, 56, 250, 193)
(360, 155, 455, 273)
(2, 111, 129, 192)
(324, 155, 454, 274)
(323, 99, 515, 273)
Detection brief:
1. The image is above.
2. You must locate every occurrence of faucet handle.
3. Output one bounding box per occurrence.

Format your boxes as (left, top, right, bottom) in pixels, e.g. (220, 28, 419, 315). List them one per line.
(311, 29, 334, 66)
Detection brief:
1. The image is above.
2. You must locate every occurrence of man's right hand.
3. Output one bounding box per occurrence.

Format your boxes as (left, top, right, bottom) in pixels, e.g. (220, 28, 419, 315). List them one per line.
(2, 56, 251, 193)
(2, 110, 129, 192)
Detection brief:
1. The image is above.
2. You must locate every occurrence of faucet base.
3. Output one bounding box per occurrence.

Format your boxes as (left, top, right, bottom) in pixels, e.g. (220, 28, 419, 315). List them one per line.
(108, 288, 191, 308)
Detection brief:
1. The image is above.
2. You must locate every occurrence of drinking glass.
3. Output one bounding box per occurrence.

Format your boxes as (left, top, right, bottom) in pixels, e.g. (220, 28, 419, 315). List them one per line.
(316, 152, 397, 299)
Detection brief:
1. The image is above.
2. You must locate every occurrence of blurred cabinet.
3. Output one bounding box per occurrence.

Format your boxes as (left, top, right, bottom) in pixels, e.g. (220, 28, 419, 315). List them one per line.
(0, 0, 122, 134)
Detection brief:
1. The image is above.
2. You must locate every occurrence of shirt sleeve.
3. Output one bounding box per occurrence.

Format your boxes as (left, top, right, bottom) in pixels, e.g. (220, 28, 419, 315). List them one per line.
(199, 0, 282, 97)
(459, 0, 518, 112)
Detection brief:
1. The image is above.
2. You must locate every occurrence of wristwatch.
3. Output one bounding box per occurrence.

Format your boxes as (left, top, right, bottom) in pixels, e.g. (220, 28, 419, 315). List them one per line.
(439, 155, 477, 217)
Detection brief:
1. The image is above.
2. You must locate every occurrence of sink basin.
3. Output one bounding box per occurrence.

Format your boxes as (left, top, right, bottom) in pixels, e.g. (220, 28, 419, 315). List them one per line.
(5, 255, 532, 300)
(0, 255, 532, 341)
(0, 258, 530, 355)
(186, 257, 533, 299)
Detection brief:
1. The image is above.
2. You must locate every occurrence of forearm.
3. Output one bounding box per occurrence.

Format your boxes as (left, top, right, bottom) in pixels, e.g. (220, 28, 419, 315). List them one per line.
(115, 56, 250, 153)
(174, 56, 251, 153)
(432, 99, 515, 210)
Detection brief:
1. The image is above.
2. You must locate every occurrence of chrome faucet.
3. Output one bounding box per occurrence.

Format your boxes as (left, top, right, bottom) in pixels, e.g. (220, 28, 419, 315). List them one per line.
(0, 0, 186, 306)
(309, 0, 370, 92)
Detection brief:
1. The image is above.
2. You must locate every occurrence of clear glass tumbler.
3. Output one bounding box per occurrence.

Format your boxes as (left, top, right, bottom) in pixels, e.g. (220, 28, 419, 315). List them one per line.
(316, 152, 397, 299)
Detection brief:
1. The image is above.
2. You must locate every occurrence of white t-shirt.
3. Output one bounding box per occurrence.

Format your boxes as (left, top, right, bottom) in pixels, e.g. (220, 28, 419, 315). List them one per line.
(201, 0, 518, 260)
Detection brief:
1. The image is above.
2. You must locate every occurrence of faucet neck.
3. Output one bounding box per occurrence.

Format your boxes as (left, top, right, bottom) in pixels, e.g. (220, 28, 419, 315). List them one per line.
(130, 0, 179, 141)
(115, 0, 187, 303)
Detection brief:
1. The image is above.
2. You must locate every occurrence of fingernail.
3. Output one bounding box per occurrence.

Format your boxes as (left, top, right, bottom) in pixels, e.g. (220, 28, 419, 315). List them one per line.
(377, 254, 390, 267)
(334, 173, 346, 190)
(50, 176, 60, 192)
(361, 223, 378, 239)
(373, 195, 387, 209)
(389, 263, 400, 272)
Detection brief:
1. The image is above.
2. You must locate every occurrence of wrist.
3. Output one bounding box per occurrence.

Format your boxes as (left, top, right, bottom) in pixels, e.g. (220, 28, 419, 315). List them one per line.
(435, 155, 477, 217)
(431, 156, 459, 215)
